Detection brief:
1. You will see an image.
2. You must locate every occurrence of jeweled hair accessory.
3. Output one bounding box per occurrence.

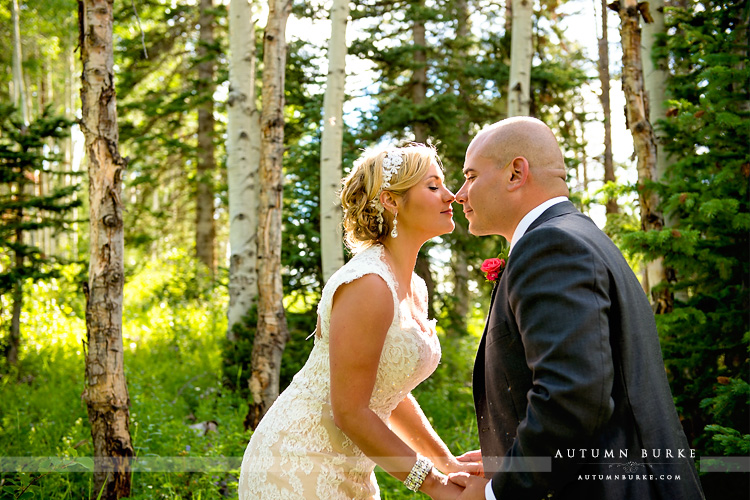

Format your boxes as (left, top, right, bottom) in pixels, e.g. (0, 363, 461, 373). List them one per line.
(381, 150, 403, 189)
(369, 150, 404, 232)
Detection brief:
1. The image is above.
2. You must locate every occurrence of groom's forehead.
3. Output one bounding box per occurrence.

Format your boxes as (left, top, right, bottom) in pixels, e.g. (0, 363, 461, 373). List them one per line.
(463, 151, 496, 174)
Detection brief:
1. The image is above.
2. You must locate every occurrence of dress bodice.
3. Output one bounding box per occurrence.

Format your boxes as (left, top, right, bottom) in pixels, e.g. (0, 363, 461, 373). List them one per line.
(292, 243, 441, 418)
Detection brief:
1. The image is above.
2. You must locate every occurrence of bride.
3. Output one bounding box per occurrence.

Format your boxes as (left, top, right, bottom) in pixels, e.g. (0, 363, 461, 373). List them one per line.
(238, 144, 481, 499)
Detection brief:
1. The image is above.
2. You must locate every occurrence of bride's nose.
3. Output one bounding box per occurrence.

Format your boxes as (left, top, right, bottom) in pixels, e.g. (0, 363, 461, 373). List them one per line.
(444, 187, 456, 202)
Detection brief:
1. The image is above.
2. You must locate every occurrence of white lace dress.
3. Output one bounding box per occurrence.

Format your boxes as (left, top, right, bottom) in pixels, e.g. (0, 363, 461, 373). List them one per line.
(238, 244, 442, 500)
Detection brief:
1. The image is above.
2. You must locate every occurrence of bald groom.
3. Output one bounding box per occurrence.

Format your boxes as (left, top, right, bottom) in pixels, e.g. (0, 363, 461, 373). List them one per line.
(451, 117, 705, 500)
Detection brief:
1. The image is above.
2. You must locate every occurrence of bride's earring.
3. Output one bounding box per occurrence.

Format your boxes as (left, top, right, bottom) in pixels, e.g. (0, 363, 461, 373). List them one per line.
(391, 212, 399, 238)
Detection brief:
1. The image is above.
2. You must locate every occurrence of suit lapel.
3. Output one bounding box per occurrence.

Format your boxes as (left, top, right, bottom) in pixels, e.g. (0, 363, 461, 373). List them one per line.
(474, 253, 504, 388)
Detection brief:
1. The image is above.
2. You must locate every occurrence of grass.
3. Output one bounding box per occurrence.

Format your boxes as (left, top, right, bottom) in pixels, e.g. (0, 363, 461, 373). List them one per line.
(0, 253, 481, 499)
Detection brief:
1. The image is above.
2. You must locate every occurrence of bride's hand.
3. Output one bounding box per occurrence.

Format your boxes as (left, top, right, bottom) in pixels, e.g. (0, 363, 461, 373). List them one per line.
(440, 452, 483, 476)
(420, 469, 465, 500)
(456, 450, 482, 464)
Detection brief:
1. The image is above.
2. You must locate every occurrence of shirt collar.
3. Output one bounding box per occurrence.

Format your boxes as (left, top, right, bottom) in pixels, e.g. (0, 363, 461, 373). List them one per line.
(509, 196, 568, 255)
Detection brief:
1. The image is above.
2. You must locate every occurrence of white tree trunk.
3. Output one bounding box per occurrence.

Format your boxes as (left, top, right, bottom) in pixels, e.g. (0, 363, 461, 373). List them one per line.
(247, 0, 292, 430)
(642, 0, 669, 184)
(508, 0, 533, 117)
(11, 0, 28, 124)
(320, 0, 349, 282)
(78, 0, 134, 496)
(227, 0, 261, 338)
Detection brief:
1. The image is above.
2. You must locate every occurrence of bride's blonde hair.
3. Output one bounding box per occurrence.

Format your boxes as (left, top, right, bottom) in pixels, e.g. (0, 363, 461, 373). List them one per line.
(340, 144, 440, 254)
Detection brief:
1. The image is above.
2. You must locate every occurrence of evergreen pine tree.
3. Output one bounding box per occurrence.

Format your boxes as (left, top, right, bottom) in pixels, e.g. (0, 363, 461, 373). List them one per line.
(0, 105, 80, 365)
(614, 1, 748, 493)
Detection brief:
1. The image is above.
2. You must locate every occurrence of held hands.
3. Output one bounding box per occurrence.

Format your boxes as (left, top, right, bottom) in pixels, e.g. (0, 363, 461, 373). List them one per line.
(442, 450, 486, 500)
(420, 469, 467, 500)
(422, 450, 483, 500)
(448, 472, 489, 500)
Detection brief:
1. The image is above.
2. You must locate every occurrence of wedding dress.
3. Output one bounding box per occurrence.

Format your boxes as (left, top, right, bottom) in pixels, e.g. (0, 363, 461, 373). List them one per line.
(238, 244, 441, 499)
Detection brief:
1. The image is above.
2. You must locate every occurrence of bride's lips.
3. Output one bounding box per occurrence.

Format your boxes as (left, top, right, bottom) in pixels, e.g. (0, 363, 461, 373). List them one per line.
(442, 209, 453, 216)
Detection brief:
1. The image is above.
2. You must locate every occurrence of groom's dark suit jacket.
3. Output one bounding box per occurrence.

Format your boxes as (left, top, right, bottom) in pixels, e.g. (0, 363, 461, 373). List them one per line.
(474, 201, 704, 500)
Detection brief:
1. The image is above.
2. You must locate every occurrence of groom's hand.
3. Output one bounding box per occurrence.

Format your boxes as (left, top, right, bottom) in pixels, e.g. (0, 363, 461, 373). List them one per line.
(455, 450, 484, 477)
(449, 472, 488, 499)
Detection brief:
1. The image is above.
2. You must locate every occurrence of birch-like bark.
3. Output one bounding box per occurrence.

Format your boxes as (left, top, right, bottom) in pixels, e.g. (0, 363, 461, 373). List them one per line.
(227, 0, 261, 338)
(642, 0, 683, 303)
(508, 0, 533, 117)
(11, 0, 28, 124)
(78, 0, 134, 496)
(320, 0, 349, 282)
(247, 0, 292, 430)
(642, 0, 670, 188)
(505, 0, 513, 35)
(598, 0, 618, 214)
(196, 0, 217, 274)
(613, 0, 672, 313)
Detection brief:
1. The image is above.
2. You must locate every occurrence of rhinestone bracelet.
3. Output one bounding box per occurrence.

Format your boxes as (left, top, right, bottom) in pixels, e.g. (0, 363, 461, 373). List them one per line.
(404, 455, 433, 492)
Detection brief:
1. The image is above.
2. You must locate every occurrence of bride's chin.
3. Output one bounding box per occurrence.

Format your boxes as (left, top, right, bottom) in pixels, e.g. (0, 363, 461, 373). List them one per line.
(440, 223, 456, 236)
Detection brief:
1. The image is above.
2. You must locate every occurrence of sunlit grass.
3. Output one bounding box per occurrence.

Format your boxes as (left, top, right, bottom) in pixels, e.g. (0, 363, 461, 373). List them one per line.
(1, 251, 480, 498)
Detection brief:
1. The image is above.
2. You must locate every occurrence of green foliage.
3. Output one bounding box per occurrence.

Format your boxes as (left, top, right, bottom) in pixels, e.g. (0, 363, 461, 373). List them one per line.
(0, 257, 249, 498)
(0, 105, 81, 362)
(614, 1, 749, 493)
(0, 0, 78, 119)
(0, 259, 483, 499)
(701, 376, 750, 455)
(113, 0, 225, 257)
(0, 105, 80, 290)
(221, 304, 317, 402)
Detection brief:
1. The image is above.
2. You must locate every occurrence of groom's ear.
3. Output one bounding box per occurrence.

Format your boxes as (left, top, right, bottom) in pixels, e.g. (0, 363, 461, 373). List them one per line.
(506, 157, 529, 192)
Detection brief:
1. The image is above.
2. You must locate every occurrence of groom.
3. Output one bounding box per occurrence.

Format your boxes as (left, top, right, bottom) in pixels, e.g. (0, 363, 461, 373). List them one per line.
(450, 117, 705, 499)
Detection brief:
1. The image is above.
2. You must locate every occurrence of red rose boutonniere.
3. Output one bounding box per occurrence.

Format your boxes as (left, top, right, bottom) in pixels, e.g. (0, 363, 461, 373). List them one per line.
(481, 252, 508, 282)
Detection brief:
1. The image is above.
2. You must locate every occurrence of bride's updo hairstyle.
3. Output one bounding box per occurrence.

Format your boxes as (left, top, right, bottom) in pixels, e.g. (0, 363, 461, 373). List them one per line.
(340, 144, 439, 254)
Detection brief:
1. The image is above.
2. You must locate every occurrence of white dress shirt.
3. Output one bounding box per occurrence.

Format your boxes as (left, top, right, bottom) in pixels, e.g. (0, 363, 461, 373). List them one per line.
(509, 196, 568, 255)
(485, 195, 568, 500)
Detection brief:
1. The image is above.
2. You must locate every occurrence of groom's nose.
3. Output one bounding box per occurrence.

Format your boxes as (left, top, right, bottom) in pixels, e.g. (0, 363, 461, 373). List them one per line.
(455, 182, 468, 204)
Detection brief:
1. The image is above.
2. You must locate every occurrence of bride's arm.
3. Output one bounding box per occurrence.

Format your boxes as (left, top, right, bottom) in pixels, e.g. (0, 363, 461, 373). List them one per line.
(329, 275, 462, 500)
(390, 394, 482, 476)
